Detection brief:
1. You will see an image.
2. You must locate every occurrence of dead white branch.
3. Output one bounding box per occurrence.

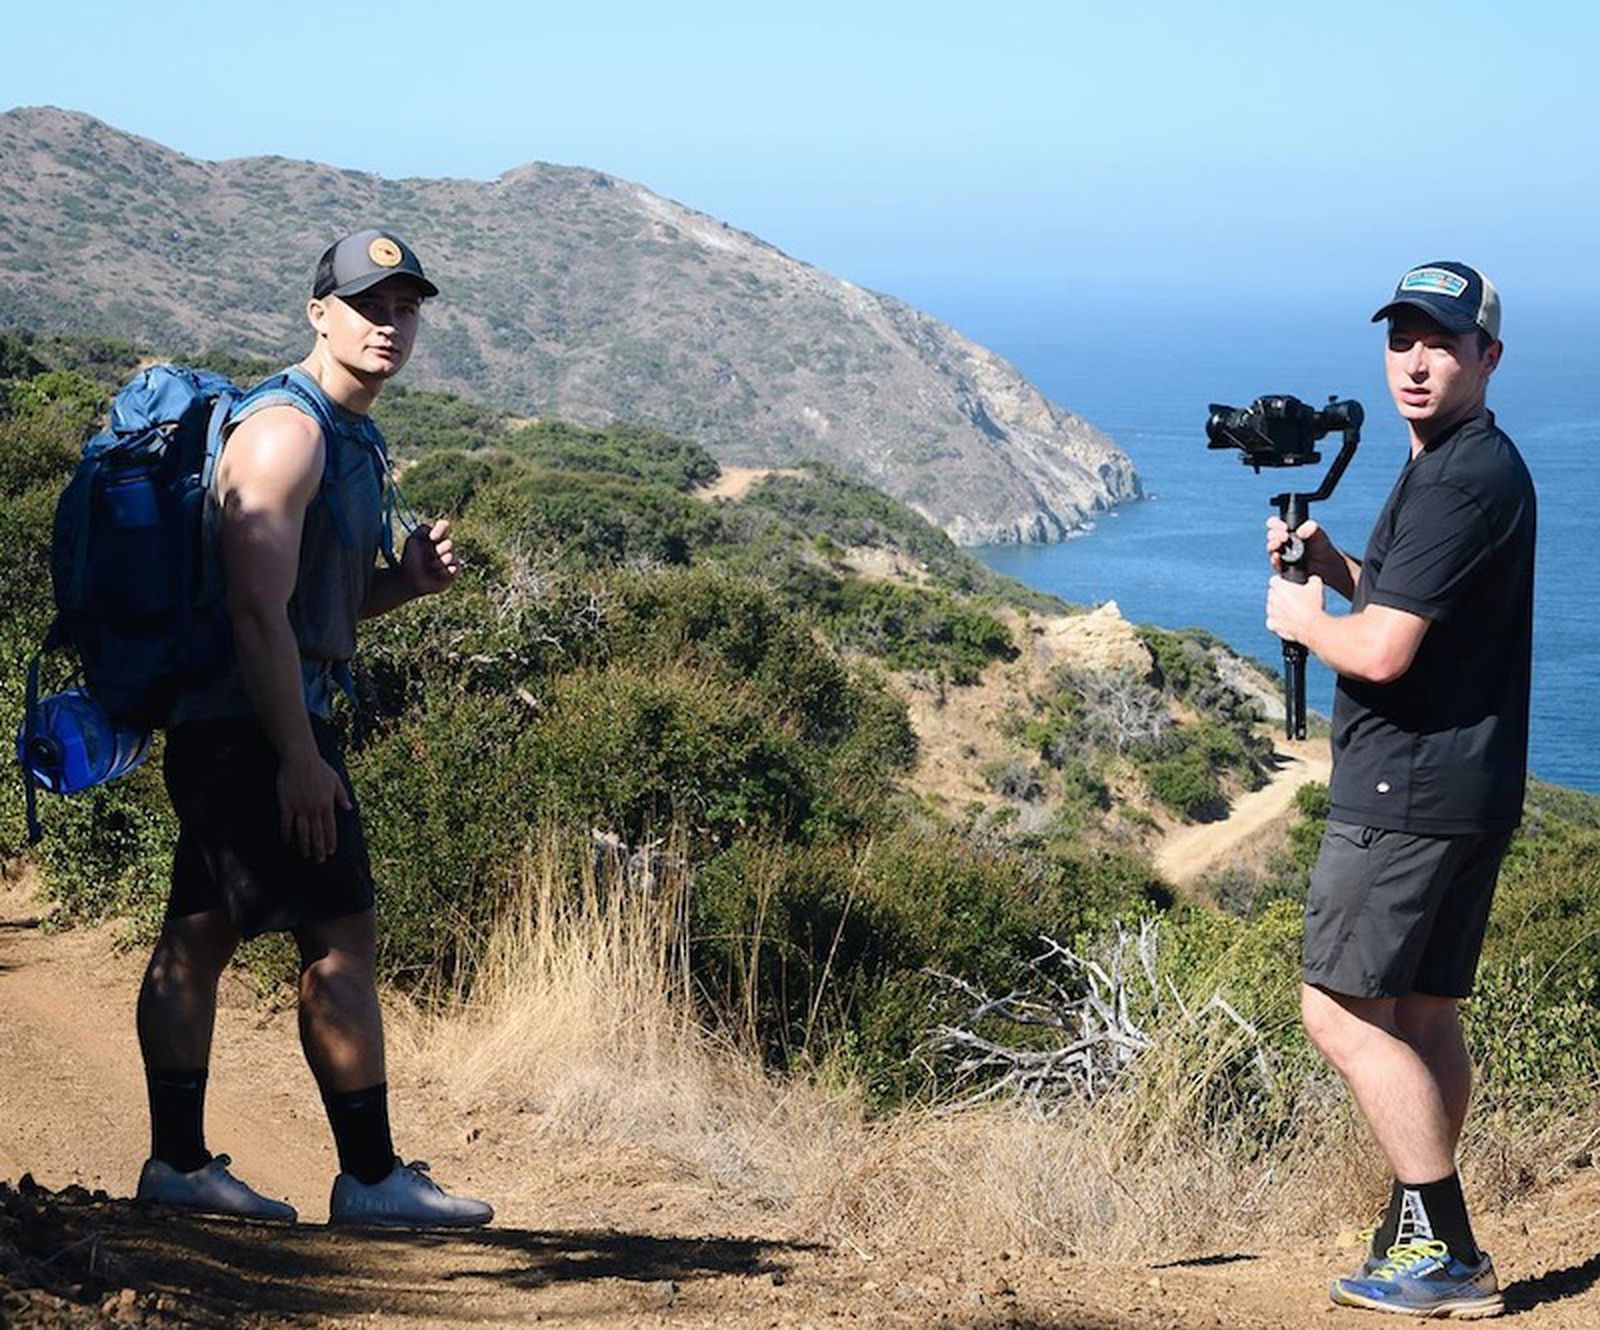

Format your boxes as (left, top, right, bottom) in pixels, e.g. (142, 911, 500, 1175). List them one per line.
(918, 918, 1272, 1112)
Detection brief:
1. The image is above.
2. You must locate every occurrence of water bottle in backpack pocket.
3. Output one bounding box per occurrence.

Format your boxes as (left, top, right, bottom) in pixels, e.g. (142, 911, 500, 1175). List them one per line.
(16, 686, 152, 794)
(93, 462, 178, 621)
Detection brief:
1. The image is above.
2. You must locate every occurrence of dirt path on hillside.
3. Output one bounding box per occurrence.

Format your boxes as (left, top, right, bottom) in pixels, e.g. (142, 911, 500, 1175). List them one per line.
(693, 465, 804, 502)
(3, 874, 1598, 1329)
(1154, 738, 1332, 887)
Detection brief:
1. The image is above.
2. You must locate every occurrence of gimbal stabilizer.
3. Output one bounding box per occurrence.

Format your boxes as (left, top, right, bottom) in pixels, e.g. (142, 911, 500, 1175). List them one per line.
(1205, 395, 1363, 739)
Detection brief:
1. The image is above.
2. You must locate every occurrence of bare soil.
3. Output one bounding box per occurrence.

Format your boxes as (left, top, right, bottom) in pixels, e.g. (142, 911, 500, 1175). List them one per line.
(1153, 738, 1331, 887)
(3, 875, 1597, 1329)
(692, 466, 805, 503)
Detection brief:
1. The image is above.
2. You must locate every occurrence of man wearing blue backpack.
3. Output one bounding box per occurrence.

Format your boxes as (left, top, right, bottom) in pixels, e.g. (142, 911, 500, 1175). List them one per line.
(133, 229, 492, 1227)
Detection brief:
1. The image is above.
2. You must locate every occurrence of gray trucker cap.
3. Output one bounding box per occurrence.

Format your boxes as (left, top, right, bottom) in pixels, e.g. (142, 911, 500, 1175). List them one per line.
(313, 228, 438, 300)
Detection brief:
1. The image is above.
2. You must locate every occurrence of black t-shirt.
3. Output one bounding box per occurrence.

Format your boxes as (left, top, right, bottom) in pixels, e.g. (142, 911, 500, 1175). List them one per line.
(1329, 409, 1536, 835)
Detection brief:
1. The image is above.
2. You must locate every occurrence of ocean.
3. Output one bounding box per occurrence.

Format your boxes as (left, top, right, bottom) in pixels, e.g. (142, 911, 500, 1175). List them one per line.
(948, 297, 1597, 794)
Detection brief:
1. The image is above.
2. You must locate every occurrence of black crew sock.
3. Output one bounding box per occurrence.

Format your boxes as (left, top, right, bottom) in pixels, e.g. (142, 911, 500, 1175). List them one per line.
(146, 1067, 211, 1173)
(322, 1082, 396, 1185)
(1410, 1173, 1481, 1265)
(1381, 1173, 1480, 1265)
(1371, 1178, 1405, 1258)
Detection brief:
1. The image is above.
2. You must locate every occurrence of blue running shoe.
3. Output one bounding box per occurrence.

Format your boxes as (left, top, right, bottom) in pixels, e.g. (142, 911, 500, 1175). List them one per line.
(1330, 1239, 1503, 1318)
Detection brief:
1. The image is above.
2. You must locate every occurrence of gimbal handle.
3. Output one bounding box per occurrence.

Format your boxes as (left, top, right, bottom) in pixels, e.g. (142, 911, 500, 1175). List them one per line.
(1276, 493, 1312, 741)
(1271, 430, 1359, 741)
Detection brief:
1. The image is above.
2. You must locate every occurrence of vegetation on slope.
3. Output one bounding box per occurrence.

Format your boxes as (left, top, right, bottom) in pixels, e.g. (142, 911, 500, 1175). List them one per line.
(4, 329, 1596, 1138)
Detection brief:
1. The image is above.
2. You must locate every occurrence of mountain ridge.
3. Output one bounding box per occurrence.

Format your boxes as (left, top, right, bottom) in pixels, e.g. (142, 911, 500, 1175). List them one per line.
(0, 105, 1140, 544)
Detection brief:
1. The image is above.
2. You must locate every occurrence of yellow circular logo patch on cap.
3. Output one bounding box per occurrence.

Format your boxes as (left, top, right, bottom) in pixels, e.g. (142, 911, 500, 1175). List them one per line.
(368, 237, 403, 268)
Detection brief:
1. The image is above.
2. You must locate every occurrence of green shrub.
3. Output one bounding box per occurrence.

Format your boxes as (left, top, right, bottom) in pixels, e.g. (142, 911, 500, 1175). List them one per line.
(1144, 750, 1224, 820)
(507, 419, 721, 492)
(694, 829, 1170, 1102)
(0, 485, 61, 646)
(30, 757, 176, 935)
(1462, 819, 1600, 1113)
(0, 329, 48, 380)
(1137, 625, 1266, 733)
(472, 467, 721, 569)
(398, 448, 520, 516)
(817, 579, 1015, 683)
(0, 368, 105, 438)
(524, 662, 814, 845)
(0, 399, 88, 497)
(371, 383, 512, 454)
(1467, 959, 1600, 1112)
(1137, 625, 1210, 696)
(349, 691, 535, 986)
(805, 670, 917, 838)
(743, 464, 1065, 611)
(607, 566, 856, 740)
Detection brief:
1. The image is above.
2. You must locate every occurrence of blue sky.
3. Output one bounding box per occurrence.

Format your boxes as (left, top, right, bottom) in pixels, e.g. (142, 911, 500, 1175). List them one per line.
(4, 1, 1596, 319)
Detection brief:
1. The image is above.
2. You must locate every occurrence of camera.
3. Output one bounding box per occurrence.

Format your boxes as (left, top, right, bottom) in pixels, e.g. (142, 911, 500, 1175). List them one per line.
(1204, 391, 1364, 741)
(1206, 395, 1364, 471)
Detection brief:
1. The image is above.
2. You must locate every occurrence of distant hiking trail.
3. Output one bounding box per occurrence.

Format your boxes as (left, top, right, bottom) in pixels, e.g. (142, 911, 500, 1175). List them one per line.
(1155, 737, 1332, 887)
(693, 465, 804, 502)
(3, 873, 1599, 1328)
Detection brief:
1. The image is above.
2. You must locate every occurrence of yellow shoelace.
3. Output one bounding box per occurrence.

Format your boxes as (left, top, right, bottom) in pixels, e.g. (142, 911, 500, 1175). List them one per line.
(1372, 1239, 1449, 1281)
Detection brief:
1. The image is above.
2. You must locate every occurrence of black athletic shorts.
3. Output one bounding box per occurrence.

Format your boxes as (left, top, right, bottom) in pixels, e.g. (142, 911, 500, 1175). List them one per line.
(164, 715, 375, 939)
(1302, 819, 1514, 999)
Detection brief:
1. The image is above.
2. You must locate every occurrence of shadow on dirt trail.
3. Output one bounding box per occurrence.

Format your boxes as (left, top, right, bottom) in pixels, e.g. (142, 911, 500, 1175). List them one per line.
(2, 1176, 815, 1328)
(1504, 1251, 1600, 1316)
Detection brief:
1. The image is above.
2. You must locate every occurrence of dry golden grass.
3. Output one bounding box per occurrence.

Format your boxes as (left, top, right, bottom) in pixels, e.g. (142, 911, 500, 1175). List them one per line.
(407, 835, 1563, 1260)
(409, 836, 869, 1219)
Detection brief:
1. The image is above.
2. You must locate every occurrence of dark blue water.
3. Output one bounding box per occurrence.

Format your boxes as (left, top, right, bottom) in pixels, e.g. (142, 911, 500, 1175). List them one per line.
(950, 298, 1597, 793)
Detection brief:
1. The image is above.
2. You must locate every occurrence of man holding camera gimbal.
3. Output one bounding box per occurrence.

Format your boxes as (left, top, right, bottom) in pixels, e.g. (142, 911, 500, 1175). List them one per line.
(1264, 261, 1535, 1319)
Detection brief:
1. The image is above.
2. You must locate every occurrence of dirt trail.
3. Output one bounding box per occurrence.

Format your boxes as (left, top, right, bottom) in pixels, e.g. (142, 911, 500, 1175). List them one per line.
(3, 874, 1598, 1328)
(1155, 737, 1331, 886)
(692, 465, 804, 502)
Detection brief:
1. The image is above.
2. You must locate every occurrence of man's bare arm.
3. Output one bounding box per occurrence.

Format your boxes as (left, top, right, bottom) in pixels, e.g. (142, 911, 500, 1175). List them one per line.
(217, 406, 351, 862)
(1266, 577, 1429, 684)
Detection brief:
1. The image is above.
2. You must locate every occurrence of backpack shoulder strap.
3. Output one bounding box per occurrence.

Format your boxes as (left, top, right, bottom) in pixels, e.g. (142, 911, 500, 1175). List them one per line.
(276, 374, 419, 567)
(211, 371, 356, 547)
(229, 369, 338, 445)
(21, 655, 44, 844)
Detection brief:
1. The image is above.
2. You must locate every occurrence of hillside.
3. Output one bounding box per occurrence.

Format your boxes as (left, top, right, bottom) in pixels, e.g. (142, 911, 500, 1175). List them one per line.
(0, 105, 1140, 545)
(0, 330, 1320, 1088)
(5, 333, 1600, 1328)
(5, 873, 1599, 1330)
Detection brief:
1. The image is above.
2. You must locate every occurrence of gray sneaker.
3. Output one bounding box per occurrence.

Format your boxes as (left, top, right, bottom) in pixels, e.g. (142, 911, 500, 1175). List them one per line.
(136, 1154, 297, 1223)
(328, 1159, 493, 1229)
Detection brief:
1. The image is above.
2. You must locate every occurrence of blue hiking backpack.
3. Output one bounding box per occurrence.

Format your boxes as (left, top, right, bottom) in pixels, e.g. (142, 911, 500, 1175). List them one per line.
(16, 363, 369, 841)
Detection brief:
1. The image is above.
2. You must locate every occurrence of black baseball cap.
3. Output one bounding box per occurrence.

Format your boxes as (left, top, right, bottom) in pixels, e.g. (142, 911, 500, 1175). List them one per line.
(1372, 260, 1500, 340)
(313, 228, 439, 300)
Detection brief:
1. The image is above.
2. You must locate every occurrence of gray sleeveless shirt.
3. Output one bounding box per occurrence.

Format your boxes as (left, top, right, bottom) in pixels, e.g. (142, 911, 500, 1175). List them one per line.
(171, 369, 391, 724)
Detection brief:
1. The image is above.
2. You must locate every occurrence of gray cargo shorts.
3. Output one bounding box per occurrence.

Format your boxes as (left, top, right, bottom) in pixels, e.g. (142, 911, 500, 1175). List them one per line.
(1302, 820, 1515, 999)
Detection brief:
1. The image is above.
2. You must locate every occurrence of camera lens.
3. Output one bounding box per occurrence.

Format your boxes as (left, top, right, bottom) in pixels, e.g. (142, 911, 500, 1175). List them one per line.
(1206, 404, 1239, 448)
